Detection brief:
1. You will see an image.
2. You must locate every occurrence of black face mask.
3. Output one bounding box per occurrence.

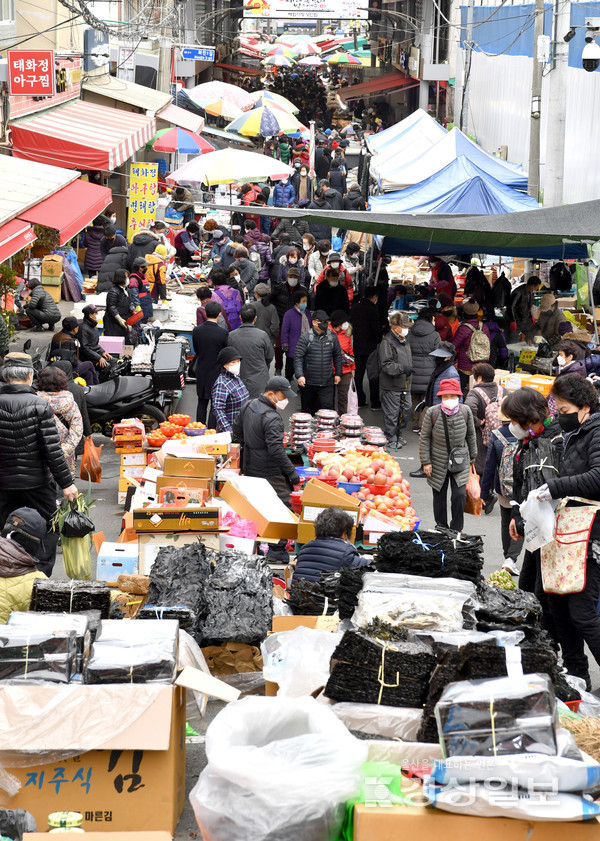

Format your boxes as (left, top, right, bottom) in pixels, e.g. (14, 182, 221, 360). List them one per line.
(557, 411, 581, 433)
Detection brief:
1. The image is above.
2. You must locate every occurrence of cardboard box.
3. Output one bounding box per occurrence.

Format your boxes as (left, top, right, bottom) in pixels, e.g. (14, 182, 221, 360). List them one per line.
(121, 465, 145, 480)
(102, 336, 125, 355)
(133, 505, 221, 533)
(196, 442, 229, 455)
(0, 685, 186, 832)
(155, 475, 214, 494)
(42, 254, 63, 277)
(43, 284, 61, 303)
(96, 541, 139, 583)
(301, 478, 361, 513)
(121, 453, 147, 467)
(163, 454, 216, 479)
(41, 274, 61, 286)
(352, 803, 600, 841)
(218, 533, 255, 554)
(220, 477, 298, 540)
(297, 519, 357, 544)
(158, 486, 209, 506)
(137, 532, 221, 574)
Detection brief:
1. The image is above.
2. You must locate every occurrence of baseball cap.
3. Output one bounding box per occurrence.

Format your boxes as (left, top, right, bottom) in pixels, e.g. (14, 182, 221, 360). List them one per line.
(313, 310, 330, 323)
(6, 507, 46, 543)
(266, 376, 296, 399)
(82, 304, 98, 316)
(132, 257, 148, 268)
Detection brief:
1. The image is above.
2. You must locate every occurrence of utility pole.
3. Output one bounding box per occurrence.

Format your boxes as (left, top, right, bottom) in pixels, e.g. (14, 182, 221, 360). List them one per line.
(419, 0, 434, 110)
(460, 0, 473, 134)
(158, 36, 173, 93)
(544, 0, 570, 205)
(528, 0, 545, 201)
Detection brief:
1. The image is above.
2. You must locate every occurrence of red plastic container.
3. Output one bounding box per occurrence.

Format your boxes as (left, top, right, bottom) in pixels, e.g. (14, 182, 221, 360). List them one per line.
(290, 491, 303, 514)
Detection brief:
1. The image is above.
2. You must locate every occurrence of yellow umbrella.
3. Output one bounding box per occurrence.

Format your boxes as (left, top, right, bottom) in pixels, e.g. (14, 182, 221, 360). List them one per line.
(226, 104, 305, 137)
(250, 89, 299, 114)
(203, 99, 245, 121)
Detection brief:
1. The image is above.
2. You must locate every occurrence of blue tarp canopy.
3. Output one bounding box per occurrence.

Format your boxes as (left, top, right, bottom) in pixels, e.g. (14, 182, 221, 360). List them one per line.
(369, 156, 539, 215)
(366, 108, 446, 155)
(377, 126, 527, 193)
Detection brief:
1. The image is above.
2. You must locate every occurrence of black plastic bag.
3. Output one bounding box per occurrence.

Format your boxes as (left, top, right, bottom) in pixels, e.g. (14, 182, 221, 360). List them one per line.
(0, 809, 37, 840)
(61, 502, 94, 538)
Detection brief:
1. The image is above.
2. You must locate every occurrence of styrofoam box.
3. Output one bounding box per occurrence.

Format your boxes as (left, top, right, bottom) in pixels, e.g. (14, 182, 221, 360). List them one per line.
(96, 541, 139, 582)
(102, 336, 125, 355)
(218, 533, 256, 554)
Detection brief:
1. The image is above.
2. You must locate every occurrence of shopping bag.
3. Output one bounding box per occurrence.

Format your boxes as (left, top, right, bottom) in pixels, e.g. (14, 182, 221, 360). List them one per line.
(465, 465, 482, 516)
(347, 376, 358, 415)
(80, 435, 103, 483)
(541, 497, 600, 594)
(520, 490, 556, 553)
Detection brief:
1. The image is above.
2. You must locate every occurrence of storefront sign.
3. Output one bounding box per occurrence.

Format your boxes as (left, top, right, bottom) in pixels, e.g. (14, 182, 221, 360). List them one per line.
(181, 46, 216, 61)
(127, 163, 158, 241)
(408, 45, 421, 79)
(84, 29, 110, 72)
(9, 54, 82, 120)
(118, 46, 136, 83)
(244, 0, 367, 19)
(7, 50, 55, 97)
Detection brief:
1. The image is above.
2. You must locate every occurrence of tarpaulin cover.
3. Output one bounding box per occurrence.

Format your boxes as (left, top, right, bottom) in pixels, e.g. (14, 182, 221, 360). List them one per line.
(11, 99, 156, 171)
(376, 126, 527, 193)
(366, 107, 446, 154)
(0, 219, 36, 263)
(19, 179, 112, 245)
(210, 201, 596, 259)
(368, 157, 539, 216)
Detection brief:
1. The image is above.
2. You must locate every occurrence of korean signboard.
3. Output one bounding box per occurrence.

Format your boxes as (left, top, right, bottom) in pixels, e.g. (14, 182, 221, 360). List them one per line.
(8, 54, 81, 120)
(127, 163, 158, 242)
(244, 0, 367, 19)
(7, 50, 55, 97)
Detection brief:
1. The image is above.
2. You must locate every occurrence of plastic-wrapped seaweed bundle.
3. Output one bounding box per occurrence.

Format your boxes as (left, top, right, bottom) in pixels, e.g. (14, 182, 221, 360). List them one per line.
(338, 564, 374, 619)
(435, 673, 557, 757)
(324, 630, 436, 707)
(200, 552, 273, 646)
(0, 628, 76, 683)
(475, 583, 543, 631)
(84, 619, 178, 684)
(375, 531, 484, 582)
(148, 543, 212, 628)
(288, 574, 339, 616)
(137, 605, 196, 631)
(30, 580, 111, 618)
(8, 611, 91, 675)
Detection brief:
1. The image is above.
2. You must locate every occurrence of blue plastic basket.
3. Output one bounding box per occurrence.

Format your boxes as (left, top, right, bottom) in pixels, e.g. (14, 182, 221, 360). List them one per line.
(337, 481, 363, 494)
(184, 428, 206, 436)
(296, 466, 320, 478)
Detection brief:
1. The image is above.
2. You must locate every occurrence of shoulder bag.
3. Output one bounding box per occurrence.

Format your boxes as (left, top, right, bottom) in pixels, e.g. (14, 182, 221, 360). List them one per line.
(541, 497, 600, 594)
(440, 407, 470, 474)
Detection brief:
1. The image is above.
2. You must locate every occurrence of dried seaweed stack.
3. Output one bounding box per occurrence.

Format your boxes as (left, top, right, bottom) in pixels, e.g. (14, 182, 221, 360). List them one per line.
(338, 564, 374, 619)
(375, 531, 484, 582)
(138, 605, 196, 631)
(30, 580, 111, 618)
(0, 628, 76, 683)
(148, 543, 212, 624)
(475, 583, 543, 632)
(288, 575, 339, 616)
(84, 619, 178, 684)
(324, 630, 436, 707)
(200, 552, 273, 646)
(417, 638, 559, 743)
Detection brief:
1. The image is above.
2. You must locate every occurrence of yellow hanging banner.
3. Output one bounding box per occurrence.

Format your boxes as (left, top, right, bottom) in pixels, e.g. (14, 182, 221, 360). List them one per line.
(127, 162, 158, 241)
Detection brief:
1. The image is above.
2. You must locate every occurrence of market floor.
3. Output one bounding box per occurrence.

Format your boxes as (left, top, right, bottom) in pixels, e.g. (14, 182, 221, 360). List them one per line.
(16, 324, 600, 838)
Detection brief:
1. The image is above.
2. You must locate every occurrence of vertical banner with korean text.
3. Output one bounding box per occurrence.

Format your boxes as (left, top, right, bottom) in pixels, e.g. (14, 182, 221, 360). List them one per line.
(127, 163, 158, 242)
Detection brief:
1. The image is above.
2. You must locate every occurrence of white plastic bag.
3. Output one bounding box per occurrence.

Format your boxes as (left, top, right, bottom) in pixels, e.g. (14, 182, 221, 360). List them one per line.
(190, 696, 367, 841)
(261, 627, 342, 697)
(520, 491, 556, 552)
(347, 377, 359, 415)
(331, 702, 423, 741)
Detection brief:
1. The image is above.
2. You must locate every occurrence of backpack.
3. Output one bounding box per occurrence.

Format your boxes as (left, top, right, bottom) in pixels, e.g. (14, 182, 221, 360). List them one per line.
(249, 247, 262, 273)
(466, 323, 491, 363)
(475, 385, 504, 446)
(366, 347, 379, 381)
(213, 287, 241, 331)
(495, 428, 518, 498)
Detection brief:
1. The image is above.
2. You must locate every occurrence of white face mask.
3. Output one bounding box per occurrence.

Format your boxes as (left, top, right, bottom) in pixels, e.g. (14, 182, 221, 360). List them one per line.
(400, 327, 409, 337)
(232, 274, 240, 281)
(288, 278, 299, 287)
(342, 321, 349, 330)
(124, 278, 130, 287)
(556, 355, 566, 367)
(442, 397, 459, 410)
(328, 280, 339, 287)
(330, 262, 340, 269)
(300, 171, 307, 177)
(303, 242, 310, 250)
(227, 362, 241, 377)
(288, 257, 297, 264)
(275, 397, 289, 410)
(509, 421, 529, 440)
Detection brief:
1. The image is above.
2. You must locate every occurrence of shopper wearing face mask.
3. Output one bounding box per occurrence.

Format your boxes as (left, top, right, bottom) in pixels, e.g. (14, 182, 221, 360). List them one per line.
(228, 246, 258, 295)
(77, 305, 113, 371)
(307, 239, 331, 287)
(104, 269, 135, 338)
(534, 374, 600, 689)
(294, 311, 343, 414)
(314, 252, 354, 303)
(278, 247, 306, 287)
(211, 347, 251, 433)
(273, 177, 296, 209)
(270, 268, 310, 376)
(227, 304, 274, 399)
(554, 340, 587, 378)
(232, 376, 300, 505)
(407, 308, 441, 433)
(503, 387, 563, 640)
(314, 268, 350, 317)
(292, 164, 313, 204)
(329, 310, 356, 414)
(378, 311, 413, 447)
(419, 379, 477, 533)
(280, 291, 313, 382)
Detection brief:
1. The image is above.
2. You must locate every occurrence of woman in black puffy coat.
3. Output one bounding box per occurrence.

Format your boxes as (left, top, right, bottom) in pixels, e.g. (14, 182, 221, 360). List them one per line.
(83, 217, 106, 277)
(293, 508, 369, 583)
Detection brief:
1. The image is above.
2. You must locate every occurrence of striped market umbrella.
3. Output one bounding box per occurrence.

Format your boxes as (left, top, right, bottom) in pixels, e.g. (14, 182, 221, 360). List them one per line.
(187, 81, 254, 111)
(265, 44, 296, 58)
(203, 99, 245, 121)
(295, 40, 321, 56)
(148, 127, 215, 154)
(326, 51, 362, 65)
(298, 55, 325, 66)
(250, 89, 299, 113)
(167, 147, 295, 186)
(262, 54, 295, 67)
(226, 104, 305, 137)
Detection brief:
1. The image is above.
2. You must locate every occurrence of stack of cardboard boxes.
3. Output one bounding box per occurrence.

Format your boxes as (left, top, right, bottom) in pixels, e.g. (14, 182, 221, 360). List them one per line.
(298, 478, 360, 544)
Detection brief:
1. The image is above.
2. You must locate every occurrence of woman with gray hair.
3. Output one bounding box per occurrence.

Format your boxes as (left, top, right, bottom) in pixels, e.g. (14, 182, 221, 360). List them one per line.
(378, 311, 413, 448)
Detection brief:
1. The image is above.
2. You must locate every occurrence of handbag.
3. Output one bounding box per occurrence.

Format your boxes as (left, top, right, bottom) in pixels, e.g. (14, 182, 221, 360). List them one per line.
(80, 435, 103, 483)
(541, 497, 600, 594)
(347, 376, 358, 415)
(441, 409, 470, 474)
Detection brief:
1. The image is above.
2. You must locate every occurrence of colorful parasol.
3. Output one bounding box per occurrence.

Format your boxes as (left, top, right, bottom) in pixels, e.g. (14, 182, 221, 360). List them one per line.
(148, 127, 215, 154)
(203, 99, 245, 121)
(226, 104, 305, 137)
(326, 51, 362, 65)
(187, 81, 254, 111)
(250, 89, 299, 113)
(262, 54, 295, 67)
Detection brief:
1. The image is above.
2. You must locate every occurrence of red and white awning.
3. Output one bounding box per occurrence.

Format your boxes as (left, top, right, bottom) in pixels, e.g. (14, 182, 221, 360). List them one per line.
(11, 99, 156, 171)
(19, 179, 112, 246)
(0, 219, 36, 263)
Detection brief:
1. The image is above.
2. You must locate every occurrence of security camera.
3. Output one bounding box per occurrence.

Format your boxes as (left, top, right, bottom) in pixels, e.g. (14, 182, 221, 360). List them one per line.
(583, 39, 600, 71)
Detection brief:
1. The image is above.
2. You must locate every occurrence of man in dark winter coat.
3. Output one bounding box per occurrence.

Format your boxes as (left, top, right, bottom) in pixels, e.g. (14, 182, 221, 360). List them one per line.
(319, 180, 344, 211)
(314, 268, 350, 317)
(328, 159, 346, 196)
(343, 183, 366, 211)
(227, 305, 274, 399)
(294, 310, 343, 413)
(408, 308, 441, 430)
(0, 353, 78, 574)
(379, 311, 413, 445)
(307, 190, 332, 241)
(294, 507, 368, 581)
(78, 305, 113, 370)
(232, 376, 299, 504)
(191, 301, 228, 426)
(100, 225, 127, 260)
(97, 244, 129, 293)
(128, 229, 159, 270)
(272, 217, 309, 247)
(25, 280, 61, 331)
(350, 285, 382, 409)
(252, 284, 280, 343)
